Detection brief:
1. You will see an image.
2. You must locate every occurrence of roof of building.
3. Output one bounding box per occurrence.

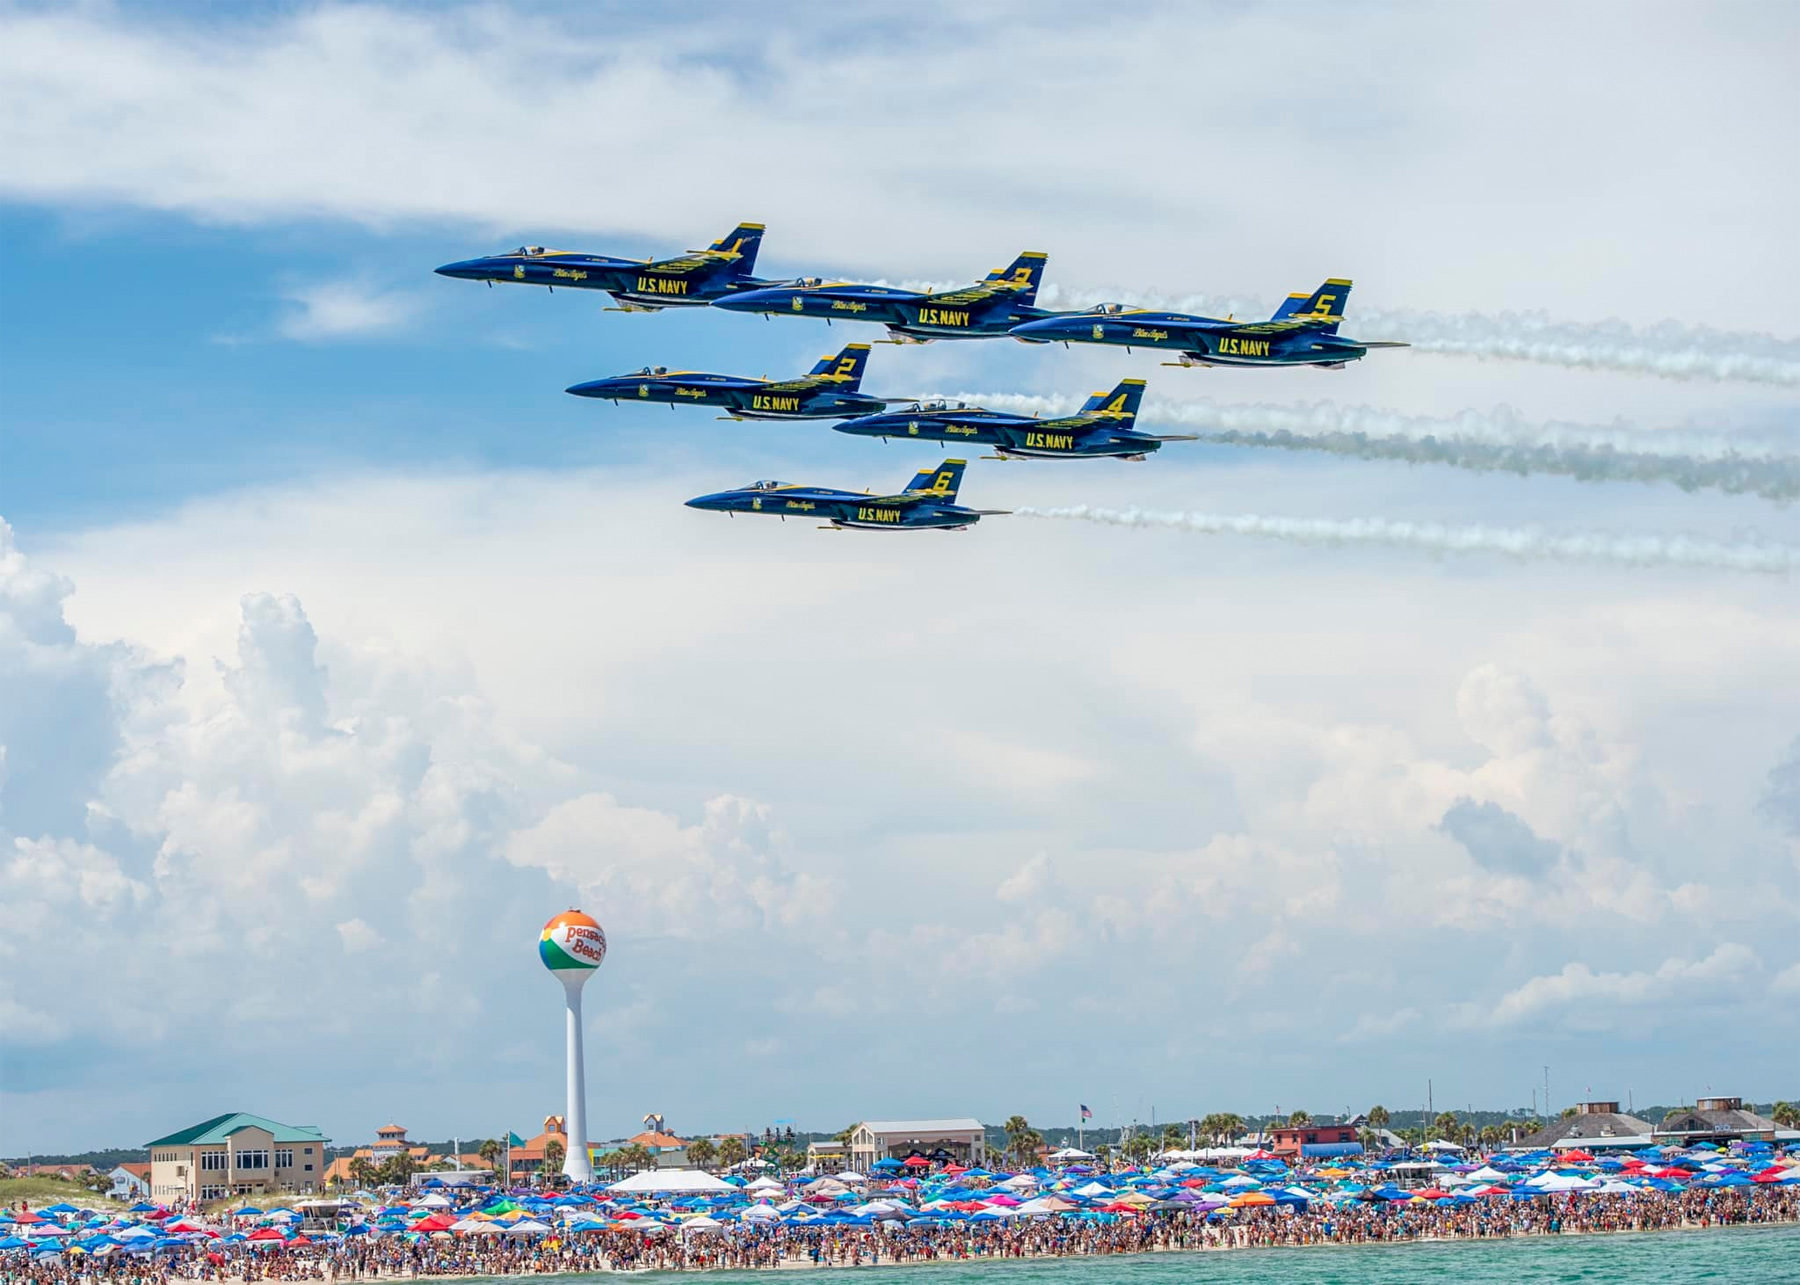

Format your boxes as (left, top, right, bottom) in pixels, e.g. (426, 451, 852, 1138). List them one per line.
(114, 1162, 152, 1179)
(1517, 1108, 1655, 1149)
(858, 1119, 985, 1135)
(627, 1132, 687, 1150)
(1657, 1104, 1777, 1137)
(377, 1124, 407, 1135)
(145, 1112, 330, 1148)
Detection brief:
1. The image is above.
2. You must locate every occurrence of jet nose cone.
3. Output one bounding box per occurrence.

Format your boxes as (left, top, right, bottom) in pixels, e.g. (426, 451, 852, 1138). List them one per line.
(1008, 319, 1063, 340)
(434, 258, 489, 280)
(833, 415, 886, 435)
(685, 492, 728, 510)
(710, 292, 771, 313)
(566, 378, 623, 398)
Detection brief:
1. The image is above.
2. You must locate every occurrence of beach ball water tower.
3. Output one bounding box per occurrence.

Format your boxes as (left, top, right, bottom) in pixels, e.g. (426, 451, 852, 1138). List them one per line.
(540, 909, 606, 1182)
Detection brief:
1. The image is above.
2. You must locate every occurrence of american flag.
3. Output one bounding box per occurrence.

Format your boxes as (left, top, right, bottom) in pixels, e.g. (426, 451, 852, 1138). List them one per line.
(1079, 1104, 1093, 1120)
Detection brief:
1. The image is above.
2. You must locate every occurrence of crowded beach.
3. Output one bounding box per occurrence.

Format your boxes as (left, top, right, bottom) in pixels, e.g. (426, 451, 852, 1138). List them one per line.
(6, 1138, 1799, 1279)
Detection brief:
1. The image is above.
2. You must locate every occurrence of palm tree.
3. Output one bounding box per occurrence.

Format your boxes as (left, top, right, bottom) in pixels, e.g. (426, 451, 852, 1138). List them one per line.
(1772, 1102, 1800, 1129)
(1431, 1111, 1459, 1142)
(687, 1138, 718, 1170)
(542, 1139, 565, 1177)
(347, 1157, 378, 1190)
(717, 1136, 747, 1170)
(1002, 1115, 1037, 1166)
(1366, 1106, 1391, 1131)
(477, 1139, 501, 1175)
(1288, 1109, 1312, 1127)
(1159, 1124, 1184, 1153)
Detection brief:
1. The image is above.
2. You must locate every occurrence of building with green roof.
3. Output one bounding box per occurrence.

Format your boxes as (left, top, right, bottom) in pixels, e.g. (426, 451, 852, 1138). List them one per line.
(145, 1112, 330, 1203)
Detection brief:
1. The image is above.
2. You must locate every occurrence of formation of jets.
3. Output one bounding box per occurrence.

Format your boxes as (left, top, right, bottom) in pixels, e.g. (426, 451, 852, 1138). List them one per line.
(436, 223, 1410, 531)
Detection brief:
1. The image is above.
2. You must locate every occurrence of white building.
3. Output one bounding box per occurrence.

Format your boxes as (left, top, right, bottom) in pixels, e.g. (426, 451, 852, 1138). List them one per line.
(847, 1119, 987, 1170)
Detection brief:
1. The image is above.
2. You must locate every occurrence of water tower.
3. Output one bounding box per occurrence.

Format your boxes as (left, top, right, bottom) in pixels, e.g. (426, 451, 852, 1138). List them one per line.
(539, 909, 606, 1182)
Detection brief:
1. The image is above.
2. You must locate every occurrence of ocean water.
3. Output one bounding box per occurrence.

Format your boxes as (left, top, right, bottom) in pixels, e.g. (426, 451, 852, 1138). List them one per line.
(568, 1224, 1800, 1283)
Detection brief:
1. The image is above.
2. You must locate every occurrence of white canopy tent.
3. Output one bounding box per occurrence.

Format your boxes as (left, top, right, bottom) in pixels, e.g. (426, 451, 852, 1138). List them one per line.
(606, 1169, 738, 1195)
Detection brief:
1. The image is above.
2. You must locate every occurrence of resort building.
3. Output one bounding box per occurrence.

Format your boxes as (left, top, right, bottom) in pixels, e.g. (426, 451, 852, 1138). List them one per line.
(1516, 1101, 1656, 1151)
(1267, 1121, 1363, 1160)
(626, 1130, 691, 1168)
(145, 1112, 329, 1202)
(847, 1119, 987, 1170)
(805, 1140, 849, 1169)
(1654, 1097, 1779, 1146)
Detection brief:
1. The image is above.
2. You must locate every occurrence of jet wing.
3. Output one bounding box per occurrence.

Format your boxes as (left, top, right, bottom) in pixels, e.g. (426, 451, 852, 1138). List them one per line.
(919, 280, 1027, 307)
(642, 248, 743, 273)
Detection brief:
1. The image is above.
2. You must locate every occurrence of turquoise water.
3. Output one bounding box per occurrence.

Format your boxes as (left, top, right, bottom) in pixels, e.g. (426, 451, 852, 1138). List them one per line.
(574, 1224, 1800, 1283)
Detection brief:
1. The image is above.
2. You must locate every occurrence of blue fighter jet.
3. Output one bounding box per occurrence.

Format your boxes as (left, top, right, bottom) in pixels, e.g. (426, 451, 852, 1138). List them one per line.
(834, 379, 1194, 461)
(686, 460, 1005, 531)
(566, 343, 902, 420)
(1009, 279, 1409, 369)
(435, 223, 784, 311)
(710, 252, 1067, 343)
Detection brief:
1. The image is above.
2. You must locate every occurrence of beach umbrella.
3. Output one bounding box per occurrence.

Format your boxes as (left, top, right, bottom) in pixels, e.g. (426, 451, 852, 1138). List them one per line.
(1228, 1192, 1275, 1208)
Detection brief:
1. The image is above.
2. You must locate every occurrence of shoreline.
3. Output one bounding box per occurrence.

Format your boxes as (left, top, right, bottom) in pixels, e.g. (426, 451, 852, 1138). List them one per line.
(251, 1214, 1800, 1281)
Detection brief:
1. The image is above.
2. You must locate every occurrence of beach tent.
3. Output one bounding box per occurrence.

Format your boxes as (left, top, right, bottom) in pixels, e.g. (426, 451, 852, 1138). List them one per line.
(607, 1170, 737, 1196)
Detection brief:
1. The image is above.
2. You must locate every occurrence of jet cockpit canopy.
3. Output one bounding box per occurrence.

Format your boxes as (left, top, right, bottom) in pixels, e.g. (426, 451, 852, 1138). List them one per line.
(1085, 302, 1129, 316)
(511, 246, 562, 258)
(748, 479, 789, 491)
(632, 366, 669, 377)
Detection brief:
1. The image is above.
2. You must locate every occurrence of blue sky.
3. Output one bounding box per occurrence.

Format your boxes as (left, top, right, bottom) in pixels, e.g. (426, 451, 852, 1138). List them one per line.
(2, 1, 1798, 1154)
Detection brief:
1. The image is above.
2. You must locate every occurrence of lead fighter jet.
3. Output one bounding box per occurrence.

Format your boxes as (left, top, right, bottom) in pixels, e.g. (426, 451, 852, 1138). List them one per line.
(686, 460, 1005, 531)
(709, 251, 1071, 343)
(1009, 279, 1408, 369)
(833, 378, 1193, 461)
(566, 343, 901, 420)
(434, 222, 785, 311)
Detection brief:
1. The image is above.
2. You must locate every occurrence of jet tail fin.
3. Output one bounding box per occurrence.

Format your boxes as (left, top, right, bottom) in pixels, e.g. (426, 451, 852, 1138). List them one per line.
(1277, 279, 1352, 330)
(708, 223, 765, 275)
(806, 342, 872, 387)
(982, 252, 1048, 305)
(1077, 377, 1146, 424)
(904, 459, 966, 502)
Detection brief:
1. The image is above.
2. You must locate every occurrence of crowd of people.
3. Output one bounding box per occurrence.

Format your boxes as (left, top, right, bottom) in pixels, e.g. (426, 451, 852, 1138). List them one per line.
(4, 1184, 1797, 1281)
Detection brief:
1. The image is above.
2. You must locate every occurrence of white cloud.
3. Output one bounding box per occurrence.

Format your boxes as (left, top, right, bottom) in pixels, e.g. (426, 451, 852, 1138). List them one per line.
(336, 917, 384, 954)
(1475, 944, 1761, 1029)
(6, 458, 1799, 1147)
(1, 5, 1796, 329)
(275, 279, 424, 341)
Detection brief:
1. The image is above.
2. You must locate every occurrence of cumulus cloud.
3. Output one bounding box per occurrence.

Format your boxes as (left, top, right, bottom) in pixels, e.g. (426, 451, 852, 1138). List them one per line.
(1759, 737, 1800, 837)
(1475, 944, 1761, 1029)
(503, 792, 833, 936)
(1440, 797, 1567, 878)
(8, 462, 1799, 1147)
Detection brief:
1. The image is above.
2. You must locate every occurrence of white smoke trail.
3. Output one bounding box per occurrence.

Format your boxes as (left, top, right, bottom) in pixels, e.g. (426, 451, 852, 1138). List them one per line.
(1020, 283, 1800, 387)
(1016, 505, 1800, 575)
(927, 392, 1800, 501)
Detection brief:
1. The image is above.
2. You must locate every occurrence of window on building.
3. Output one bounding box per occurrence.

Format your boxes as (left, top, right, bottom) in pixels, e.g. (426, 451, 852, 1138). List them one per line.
(304, 1163, 314, 1172)
(200, 1186, 227, 1201)
(275, 1149, 295, 1168)
(238, 1150, 271, 1170)
(201, 1152, 228, 1171)
(304, 1146, 314, 1155)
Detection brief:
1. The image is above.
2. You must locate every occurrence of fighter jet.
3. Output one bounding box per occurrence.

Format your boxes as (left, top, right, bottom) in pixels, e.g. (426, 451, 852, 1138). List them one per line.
(566, 343, 900, 420)
(833, 379, 1194, 461)
(434, 223, 783, 311)
(1008, 279, 1409, 369)
(685, 460, 1005, 531)
(709, 252, 1066, 343)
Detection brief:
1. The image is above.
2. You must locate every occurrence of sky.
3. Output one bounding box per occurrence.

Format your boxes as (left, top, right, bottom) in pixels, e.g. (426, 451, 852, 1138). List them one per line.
(2, 0, 1798, 1154)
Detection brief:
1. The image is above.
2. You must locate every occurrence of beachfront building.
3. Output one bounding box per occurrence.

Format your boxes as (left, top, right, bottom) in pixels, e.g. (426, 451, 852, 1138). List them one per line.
(1516, 1100, 1656, 1151)
(847, 1119, 987, 1170)
(107, 1163, 151, 1201)
(626, 1130, 691, 1168)
(1654, 1097, 1779, 1146)
(1267, 1121, 1363, 1161)
(146, 1112, 330, 1202)
(805, 1140, 849, 1169)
